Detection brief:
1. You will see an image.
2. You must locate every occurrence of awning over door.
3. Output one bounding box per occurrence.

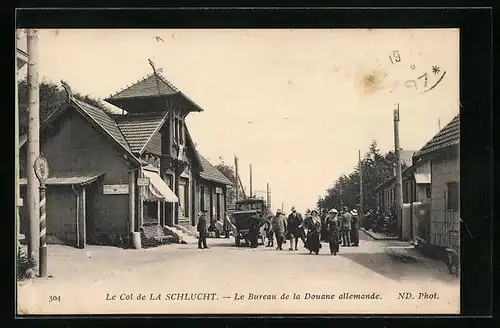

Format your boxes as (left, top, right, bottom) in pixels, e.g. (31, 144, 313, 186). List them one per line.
(143, 170, 178, 203)
(19, 172, 104, 186)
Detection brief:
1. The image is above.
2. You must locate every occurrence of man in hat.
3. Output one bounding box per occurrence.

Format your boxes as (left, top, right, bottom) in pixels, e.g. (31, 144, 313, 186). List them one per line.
(248, 210, 265, 248)
(340, 206, 352, 247)
(197, 210, 209, 249)
(271, 209, 287, 250)
(350, 209, 360, 246)
(286, 206, 306, 251)
(264, 215, 274, 247)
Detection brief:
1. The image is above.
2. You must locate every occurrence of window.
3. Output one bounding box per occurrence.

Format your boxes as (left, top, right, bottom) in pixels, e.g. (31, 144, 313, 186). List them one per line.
(425, 187, 432, 199)
(164, 174, 173, 189)
(446, 182, 459, 211)
(179, 178, 190, 218)
(179, 121, 184, 144)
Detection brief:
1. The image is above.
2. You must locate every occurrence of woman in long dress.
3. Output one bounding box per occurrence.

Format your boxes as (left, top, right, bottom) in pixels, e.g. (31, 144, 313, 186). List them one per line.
(304, 210, 322, 255)
(325, 209, 341, 255)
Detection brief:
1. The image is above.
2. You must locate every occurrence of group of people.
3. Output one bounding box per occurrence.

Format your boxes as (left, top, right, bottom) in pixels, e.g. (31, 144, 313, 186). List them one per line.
(196, 205, 360, 255)
(262, 206, 360, 255)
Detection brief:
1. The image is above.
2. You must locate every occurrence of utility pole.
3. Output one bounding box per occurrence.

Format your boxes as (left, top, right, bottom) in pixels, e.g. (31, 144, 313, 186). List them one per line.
(281, 201, 284, 212)
(249, 164, 253, 197)
(266, 183, 270, 212)
(27, 29, 40, 260)
(339, 186, 343, 209)
(15, 30, 23, 251)
(359, 149, 364, 228)
(268, 184, 272, 213)
(234, 156, 239, 202)
(393, 104, 404, 239)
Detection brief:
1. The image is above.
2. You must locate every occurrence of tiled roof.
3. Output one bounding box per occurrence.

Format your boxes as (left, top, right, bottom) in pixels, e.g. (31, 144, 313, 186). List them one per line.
(114, 111, 168, 154)
(414, 115, 460, 158)
(72, 99, 132, 153)
(107, 73, 178, 100)
(199, 156, 234, 186)
(104, 72, 203, 112)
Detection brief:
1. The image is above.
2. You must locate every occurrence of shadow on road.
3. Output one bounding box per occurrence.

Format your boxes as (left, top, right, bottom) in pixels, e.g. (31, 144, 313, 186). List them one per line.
(339, 252, 458, 284)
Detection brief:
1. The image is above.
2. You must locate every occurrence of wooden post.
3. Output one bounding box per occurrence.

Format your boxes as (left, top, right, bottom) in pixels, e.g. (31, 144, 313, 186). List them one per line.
(38, 183, 47, 277)
(234, 156, 239, 202)
(209, 187, 214, 221)
(27, 29, 40, 260)
(82, 187, 86, 247)
(174, 167, 180, 225)
(249, 164, 253, 197)
(138, 169, 144, 228)
(15, 30, 23, 250)
(191, 177, 197, 226)
(266, 183, 270, 214)
(157, 200, 161, 238)
(394, 104, 404, 238)
(128, 170, 136, 233)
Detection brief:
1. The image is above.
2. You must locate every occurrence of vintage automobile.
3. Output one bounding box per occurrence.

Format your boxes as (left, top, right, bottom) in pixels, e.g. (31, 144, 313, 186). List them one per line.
(232, 198, 269, 247)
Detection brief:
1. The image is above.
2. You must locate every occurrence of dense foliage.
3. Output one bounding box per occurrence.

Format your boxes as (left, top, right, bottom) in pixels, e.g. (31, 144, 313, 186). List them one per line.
(17, 247, 36, 280)
(316, 140, 407, 215)
(18, 79, 113, 136)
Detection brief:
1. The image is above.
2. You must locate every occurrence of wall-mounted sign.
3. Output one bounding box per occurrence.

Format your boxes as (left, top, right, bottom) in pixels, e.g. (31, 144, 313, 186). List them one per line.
(137, 177, 150, 187)
(215, 187, 223, 194)
(103, 184, 129, 195)
(34, 155, 50, 183)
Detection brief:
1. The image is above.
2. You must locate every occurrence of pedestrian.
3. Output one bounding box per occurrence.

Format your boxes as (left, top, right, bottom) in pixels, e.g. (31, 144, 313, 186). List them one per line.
(271, 209, 287, 250)
(286, 206, 305, 251)
(350, 209, 360, 246)
(208, 217, 217, 238)
(223, 214, 232, 238)
(325, 208, 341, 255)
(248, 210, 265, 248)
(265, 216, 274, 247)
(320, 212, 328, 242)
(340, 206, 352, 247)
(304, 209, 322, 255)
(197, 211, 209, 249)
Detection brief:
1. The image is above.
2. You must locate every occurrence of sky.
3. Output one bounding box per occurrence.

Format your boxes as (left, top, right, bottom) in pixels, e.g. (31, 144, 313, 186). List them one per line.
(16, 29, 459, 214)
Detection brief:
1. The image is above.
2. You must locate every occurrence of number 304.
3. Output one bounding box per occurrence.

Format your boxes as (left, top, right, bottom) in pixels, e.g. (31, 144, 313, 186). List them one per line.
(49, 296, 61, 302)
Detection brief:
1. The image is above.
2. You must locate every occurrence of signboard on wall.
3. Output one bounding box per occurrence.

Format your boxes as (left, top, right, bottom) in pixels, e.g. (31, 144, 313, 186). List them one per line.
(215, 187, 222, 194)
(103, 184, 129, 195)
(137, 177, 150, 187)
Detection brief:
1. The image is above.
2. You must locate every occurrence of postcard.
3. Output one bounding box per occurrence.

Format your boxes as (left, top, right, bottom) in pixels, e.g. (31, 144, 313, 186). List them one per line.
(16, 28, 460, 315)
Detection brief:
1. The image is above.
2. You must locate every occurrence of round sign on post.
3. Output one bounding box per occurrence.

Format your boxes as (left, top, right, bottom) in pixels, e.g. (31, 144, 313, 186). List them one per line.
(34, 155, 50, 183)
(34, 155, 50, 277)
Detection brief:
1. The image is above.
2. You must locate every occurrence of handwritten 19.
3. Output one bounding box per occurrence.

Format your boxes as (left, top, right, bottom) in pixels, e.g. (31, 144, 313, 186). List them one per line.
(388, 51, 401, 64)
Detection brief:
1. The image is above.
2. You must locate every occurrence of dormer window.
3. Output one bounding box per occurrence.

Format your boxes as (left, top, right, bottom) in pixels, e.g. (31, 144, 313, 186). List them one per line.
(173, 112, 185, 145)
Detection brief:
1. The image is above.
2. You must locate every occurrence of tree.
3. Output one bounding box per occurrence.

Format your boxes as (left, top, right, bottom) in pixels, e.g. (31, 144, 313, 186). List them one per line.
(317, 139, 406, 214)
(18, 79, 114, 136)
(214, 157, 245, 205)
